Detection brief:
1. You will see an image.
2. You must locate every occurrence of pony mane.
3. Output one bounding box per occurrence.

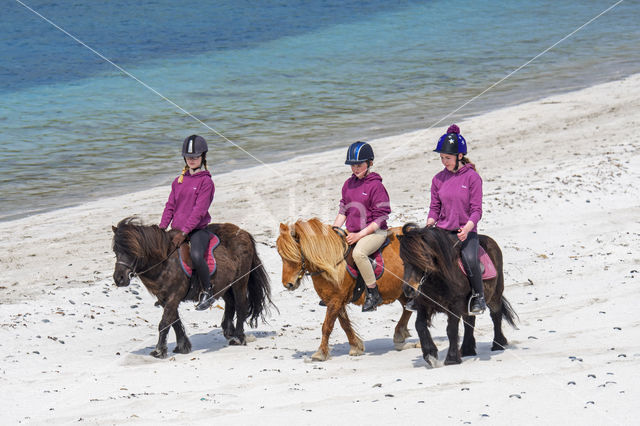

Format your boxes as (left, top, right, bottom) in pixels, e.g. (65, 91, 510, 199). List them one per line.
(112, 217, 170, 263)
(276, 223, 302, 264)
(400, 223, 459, 286)
(294, 218, 346, 285)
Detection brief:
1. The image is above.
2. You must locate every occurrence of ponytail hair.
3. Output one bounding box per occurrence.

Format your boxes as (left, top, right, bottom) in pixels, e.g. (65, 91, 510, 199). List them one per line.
(177, 165, 189, 183)
(178, 153, 207, 183)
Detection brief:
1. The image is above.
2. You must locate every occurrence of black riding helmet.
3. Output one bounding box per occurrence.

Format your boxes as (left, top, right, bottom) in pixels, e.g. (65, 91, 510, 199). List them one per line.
(182, 135, 208, 158)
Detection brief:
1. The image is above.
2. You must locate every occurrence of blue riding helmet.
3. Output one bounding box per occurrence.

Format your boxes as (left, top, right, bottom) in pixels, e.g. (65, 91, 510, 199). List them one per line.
(434, 126, 467, 155)
(345, 141, 374, 165)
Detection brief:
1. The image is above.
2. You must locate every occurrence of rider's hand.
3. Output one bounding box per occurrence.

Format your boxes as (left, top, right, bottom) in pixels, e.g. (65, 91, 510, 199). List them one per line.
(346, 230, 363, 245)
(172, 232, 187, 248)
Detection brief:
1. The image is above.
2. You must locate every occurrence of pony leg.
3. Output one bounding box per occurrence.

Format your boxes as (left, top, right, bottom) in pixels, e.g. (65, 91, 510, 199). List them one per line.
(336, 307, 364, 356)
(172, 318, 192, 354)
(444, 313, 462, 365)
(150, 300, 180, 358)
(312, 305, 340, 361)
(460, 314, 477, 357)
(229, 283, 248, 346)
(415, 306, 439, 368)
(393, 307, 414, 349)
(221, 291, 236, 341)
(490, 307, 508, 351)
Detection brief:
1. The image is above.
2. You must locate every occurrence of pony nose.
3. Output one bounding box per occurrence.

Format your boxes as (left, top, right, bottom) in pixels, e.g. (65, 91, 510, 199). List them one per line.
(285, 282, 294, 290)
(113, 271, 129, 287)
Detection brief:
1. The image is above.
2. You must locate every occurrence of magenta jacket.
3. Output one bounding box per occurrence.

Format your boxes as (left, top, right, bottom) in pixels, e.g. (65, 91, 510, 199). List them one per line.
(160, 170, 214, 234)
(428, 164, 482, 232)
(339, 172, 391, 232)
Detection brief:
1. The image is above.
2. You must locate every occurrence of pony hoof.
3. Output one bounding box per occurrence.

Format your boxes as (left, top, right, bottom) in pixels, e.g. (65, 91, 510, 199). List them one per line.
(424, 354, 441, 369)
(173, 343, 192, 354)
(150, 348, 167, 359)
(349, 344, 365, 356)
(444, 357, 462, 365)
(311, 350, 330, 361)
(228, 336, 246, 346)
(491, 342, 507, 351)
(461, 347, 477, 357)
(394, 341, 420, 351)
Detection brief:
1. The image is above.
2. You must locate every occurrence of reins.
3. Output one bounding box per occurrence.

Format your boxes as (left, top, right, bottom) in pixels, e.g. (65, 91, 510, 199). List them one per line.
(118, 242, 181, 279)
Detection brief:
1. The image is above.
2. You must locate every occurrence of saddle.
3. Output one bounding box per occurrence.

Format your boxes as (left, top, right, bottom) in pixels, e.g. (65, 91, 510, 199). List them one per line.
(458, 245, 497, 280)
(345, 237, 391, 303)
(178, 232, 221, 278)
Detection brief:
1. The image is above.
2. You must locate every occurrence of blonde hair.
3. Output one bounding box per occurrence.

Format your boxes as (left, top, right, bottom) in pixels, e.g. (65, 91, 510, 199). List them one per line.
(178, 155, 208, 183)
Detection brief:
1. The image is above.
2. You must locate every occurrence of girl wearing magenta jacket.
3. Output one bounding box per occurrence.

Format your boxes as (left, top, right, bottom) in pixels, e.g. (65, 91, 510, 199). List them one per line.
(333, 141, 391, 312)
(160, 135, 215, 311)
(427, 124, 486, 314)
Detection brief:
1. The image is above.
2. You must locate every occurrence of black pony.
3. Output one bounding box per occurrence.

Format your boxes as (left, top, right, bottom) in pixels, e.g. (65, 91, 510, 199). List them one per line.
(398, 223, 517, 367)
(112, 217, 275, 358)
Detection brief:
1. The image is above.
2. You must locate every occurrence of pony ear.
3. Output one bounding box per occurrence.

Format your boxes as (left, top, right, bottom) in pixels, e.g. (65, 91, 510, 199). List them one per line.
(112, 225, 117, 233)
(279, 223, 289, 233)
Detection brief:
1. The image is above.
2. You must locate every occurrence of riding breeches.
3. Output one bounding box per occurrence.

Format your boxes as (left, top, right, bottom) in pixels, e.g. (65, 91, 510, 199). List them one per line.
(189, 228, 211, 291)
(352, 229, 387, 287)
(459, 231, 484, 295)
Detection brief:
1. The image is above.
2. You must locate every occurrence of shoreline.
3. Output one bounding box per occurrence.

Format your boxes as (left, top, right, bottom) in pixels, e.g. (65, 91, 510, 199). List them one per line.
(3, 68, 639, 225)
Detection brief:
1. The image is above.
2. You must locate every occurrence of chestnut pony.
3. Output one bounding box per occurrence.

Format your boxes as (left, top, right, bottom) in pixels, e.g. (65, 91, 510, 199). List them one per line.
(276, 218, 415, 361)
(112, 217, 275, 358)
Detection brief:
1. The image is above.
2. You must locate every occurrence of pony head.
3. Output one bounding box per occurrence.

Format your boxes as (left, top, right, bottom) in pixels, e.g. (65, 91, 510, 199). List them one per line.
(276, 218, 347, 289)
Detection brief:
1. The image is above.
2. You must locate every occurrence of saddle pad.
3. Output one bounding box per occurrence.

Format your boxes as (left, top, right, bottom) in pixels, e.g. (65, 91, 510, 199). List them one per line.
(457, 245, 497, 280)
(346, 249, 385, 280)
(179, 233, 220, 278)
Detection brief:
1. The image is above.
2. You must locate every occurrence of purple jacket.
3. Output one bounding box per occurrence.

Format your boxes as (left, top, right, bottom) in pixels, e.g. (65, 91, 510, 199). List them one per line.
(160, 170, 214, 234)
(339, 172, 391, 232)
(428, 164, 482, 232)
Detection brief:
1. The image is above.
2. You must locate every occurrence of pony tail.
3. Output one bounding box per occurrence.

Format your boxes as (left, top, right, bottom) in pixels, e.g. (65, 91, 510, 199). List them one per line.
(177, 165, 188, 183)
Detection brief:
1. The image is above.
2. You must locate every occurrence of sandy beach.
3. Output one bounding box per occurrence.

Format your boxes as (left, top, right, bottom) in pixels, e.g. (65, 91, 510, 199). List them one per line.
(1, 74, 639, 424)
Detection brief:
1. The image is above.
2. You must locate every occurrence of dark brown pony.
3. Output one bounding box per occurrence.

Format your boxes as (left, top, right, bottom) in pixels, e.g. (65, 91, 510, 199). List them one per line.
(112, 217, 275, 358)
(276, 218, 416, 361)
(398, 223, 517, 368)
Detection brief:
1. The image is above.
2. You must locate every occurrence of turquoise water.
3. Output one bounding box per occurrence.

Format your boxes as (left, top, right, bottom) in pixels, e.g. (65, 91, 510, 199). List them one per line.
(1, 0, 639, 220)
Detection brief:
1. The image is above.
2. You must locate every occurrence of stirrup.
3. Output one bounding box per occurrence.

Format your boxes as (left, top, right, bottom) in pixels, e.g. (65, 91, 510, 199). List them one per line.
(195, 291, 214, 311)
(405, 297, 417, 312)
(468, 293, 486, 316)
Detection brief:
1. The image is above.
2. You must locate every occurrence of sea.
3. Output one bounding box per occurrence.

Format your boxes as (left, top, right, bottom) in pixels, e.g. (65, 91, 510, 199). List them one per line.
(1, 0, 638, 221)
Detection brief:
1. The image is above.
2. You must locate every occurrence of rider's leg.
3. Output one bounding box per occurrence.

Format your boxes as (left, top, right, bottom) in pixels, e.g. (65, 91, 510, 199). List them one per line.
(353, 229, 387, 312)
(190, 229, 213, 310)
(460, 232, 486, 314)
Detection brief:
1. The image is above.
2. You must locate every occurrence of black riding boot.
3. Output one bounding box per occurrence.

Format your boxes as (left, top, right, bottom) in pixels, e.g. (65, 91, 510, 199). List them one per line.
(469, 293, 486, 315)
(362, 285, 383, 312)
(195, 288, 214, 311)
(461, 232, 486, 315)
(191, 229, 214, 311)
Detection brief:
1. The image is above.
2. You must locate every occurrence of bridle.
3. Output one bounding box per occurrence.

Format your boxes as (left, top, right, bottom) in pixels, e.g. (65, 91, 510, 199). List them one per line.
(116, 244, 181, 279)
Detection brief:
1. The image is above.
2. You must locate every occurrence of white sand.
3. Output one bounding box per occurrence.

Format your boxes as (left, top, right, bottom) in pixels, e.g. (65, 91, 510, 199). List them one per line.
(1, 74, 639, 424)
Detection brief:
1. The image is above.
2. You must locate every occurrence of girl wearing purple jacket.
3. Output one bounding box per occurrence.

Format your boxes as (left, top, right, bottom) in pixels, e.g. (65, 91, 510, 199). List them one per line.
(333, 141, 391, 312)
(160, 135, 215, 311)
(427, 125, 486, 314)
